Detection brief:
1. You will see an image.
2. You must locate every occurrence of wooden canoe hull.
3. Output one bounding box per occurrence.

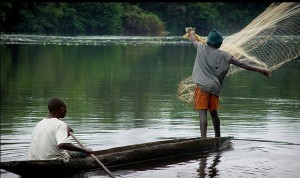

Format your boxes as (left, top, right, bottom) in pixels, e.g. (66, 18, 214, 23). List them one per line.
(0, 136, 233, 176)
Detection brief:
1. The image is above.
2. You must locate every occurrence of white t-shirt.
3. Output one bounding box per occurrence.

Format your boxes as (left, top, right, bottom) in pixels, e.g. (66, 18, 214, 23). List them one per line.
(28, 118, 70, 162)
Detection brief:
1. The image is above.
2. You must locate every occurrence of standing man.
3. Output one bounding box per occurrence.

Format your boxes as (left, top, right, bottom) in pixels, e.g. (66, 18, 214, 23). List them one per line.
(28, 98, 94, 162)
(186, 28, 271, 139)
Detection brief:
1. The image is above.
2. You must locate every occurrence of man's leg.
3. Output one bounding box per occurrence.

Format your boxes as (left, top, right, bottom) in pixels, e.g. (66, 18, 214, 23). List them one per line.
(67, 151, 88, 159)
(194, 85, 209, 139)
(210, 110, 220, 137)
(199, 109, 208, 139)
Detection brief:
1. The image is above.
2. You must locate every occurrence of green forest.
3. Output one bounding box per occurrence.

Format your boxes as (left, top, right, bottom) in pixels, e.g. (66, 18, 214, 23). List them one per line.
(0, 2, 271, 36)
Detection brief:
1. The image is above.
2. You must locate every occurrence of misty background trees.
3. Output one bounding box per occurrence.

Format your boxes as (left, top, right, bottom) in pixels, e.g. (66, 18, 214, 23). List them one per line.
(0, 2, 271, 36)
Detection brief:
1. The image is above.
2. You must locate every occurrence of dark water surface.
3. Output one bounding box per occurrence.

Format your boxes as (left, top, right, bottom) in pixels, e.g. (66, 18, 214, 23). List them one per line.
(1, 36, 300, 177)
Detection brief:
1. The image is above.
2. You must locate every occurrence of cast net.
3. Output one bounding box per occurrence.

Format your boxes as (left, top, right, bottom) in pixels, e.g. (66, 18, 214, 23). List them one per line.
(178, 2, 300, 104)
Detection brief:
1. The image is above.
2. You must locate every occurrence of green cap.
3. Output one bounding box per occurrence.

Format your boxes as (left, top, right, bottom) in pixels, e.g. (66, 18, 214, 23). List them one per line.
(207, 29, 223, 48)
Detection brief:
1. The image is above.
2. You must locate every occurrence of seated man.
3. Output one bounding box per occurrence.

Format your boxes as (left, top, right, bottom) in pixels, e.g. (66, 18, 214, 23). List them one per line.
(28, 98, 93, 162)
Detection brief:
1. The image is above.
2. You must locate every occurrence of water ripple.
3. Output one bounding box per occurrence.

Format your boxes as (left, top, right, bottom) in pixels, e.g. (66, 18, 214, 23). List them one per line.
(0, 34, 193, 46)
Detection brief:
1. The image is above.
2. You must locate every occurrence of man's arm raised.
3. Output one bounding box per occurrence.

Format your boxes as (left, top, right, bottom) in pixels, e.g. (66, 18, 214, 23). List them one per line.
(229, 57, 272, 77)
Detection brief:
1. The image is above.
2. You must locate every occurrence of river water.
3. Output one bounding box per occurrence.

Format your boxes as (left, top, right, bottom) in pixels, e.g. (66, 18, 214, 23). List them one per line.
(1, 35, 300, 177)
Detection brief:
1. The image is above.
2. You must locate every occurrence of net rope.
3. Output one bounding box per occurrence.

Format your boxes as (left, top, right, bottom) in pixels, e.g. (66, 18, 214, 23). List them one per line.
(178, 2, 300, 104)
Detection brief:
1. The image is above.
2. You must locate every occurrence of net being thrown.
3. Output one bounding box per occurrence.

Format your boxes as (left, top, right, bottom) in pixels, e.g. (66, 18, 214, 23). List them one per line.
(178, 2, 300, 104)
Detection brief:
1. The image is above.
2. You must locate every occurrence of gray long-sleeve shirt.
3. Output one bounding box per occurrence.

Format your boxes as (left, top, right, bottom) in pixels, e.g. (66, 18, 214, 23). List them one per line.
(192, 43, 232, 96)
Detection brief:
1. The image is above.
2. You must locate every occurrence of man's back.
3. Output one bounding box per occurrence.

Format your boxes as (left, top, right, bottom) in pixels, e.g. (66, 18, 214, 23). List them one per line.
(192, 43, 232, 96)
(28, 118, 70, 161)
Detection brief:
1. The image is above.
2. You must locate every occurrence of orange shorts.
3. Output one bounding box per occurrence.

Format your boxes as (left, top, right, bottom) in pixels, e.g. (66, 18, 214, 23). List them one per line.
(194, 85, 219, 111)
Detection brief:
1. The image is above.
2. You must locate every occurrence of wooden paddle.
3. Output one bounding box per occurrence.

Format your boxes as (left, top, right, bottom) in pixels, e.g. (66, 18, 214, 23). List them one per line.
(69, 132, 115, 178)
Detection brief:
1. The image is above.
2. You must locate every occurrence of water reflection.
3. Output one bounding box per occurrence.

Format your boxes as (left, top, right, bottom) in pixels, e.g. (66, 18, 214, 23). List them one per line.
(1, 40, 300, 178)
(198, 154, 221, 178)
(196, 144, 236, 178)
(81, 151, 227, 178)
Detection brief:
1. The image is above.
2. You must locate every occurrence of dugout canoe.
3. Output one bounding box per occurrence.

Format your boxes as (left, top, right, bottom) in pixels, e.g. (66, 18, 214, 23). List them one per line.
(0, 136, 233, 177)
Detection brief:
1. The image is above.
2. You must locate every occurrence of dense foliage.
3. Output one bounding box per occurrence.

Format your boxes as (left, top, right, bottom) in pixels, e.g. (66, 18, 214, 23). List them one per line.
(0, 2, 271, 36)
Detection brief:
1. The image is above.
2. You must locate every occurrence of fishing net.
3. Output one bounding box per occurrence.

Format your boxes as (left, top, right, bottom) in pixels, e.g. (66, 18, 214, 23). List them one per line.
(178, 2, 300, 104)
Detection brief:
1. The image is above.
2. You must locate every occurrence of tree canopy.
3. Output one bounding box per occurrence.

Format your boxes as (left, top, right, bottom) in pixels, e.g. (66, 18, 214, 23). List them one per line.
(0, 2, 271, 36)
